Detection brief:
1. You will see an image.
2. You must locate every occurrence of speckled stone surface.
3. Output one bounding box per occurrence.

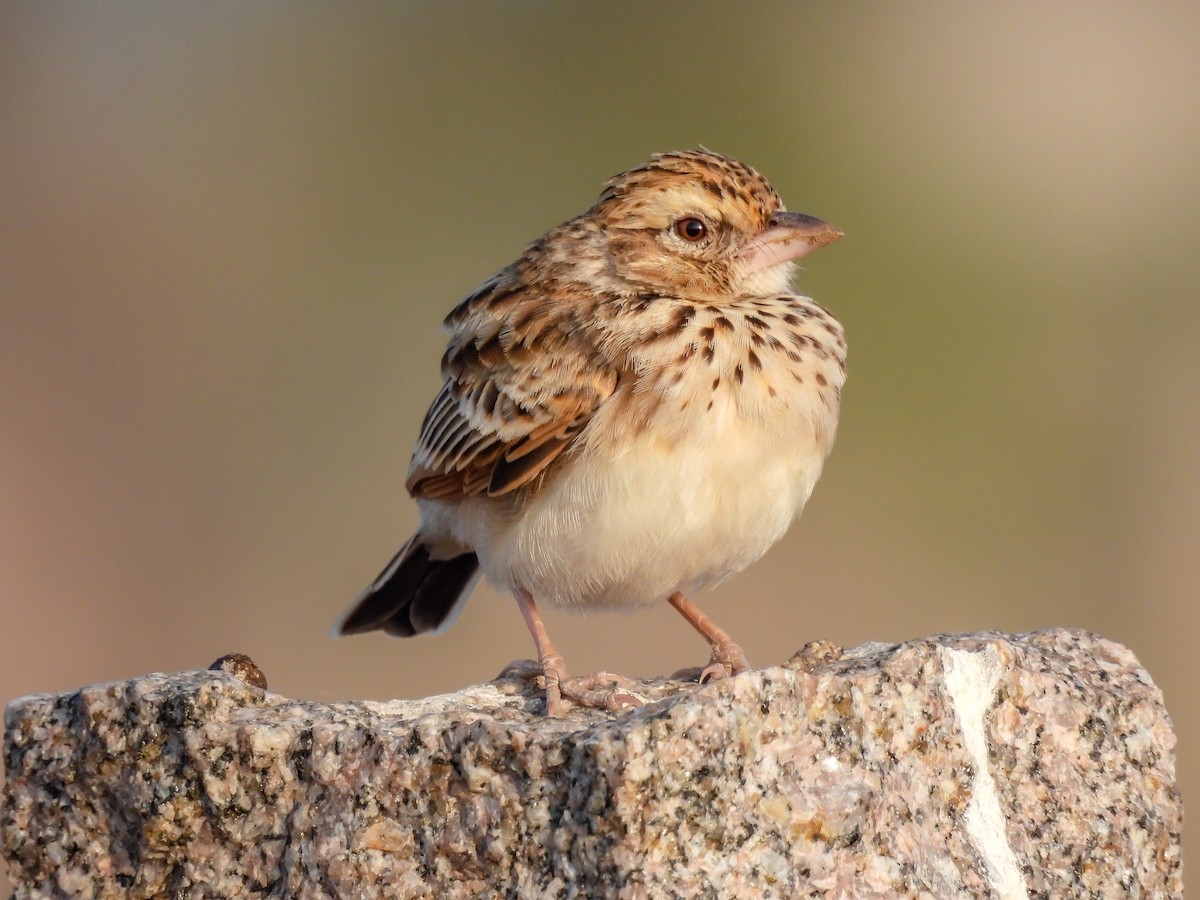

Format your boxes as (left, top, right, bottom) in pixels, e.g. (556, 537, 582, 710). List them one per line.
(1, 629, 1181, 898)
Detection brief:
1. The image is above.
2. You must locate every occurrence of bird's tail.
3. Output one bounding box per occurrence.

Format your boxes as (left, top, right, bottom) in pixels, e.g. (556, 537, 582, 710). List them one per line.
(334, 536, 480, 638)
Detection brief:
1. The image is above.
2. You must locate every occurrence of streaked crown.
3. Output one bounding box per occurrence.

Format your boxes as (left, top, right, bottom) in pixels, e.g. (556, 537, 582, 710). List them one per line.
(593, 150, 784, 235)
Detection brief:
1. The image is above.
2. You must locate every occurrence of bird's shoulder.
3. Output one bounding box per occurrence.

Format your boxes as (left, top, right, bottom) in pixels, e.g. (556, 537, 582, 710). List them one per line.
(406, 262, 620, 501)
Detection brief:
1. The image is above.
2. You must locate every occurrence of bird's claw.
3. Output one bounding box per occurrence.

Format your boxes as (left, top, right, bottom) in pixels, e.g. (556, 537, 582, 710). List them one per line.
(674, 644, 751, 684)
(499, 661, 644, 714)
(708, 639, 751, 681)
(560, 672, 645, 712)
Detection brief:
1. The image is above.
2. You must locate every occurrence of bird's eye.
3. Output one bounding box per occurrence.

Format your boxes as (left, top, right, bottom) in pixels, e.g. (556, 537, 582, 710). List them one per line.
(674, 218, 708, 242)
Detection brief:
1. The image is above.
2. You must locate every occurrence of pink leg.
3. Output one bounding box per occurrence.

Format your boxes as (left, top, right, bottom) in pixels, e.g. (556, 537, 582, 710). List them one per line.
(513, 588, 568, 715)
(512, 589, 643, 714)
(668, 592, 750, 682)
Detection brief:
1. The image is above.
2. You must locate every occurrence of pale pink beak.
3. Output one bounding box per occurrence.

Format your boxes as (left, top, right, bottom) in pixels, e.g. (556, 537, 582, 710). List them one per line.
(741, 211, 843, 273)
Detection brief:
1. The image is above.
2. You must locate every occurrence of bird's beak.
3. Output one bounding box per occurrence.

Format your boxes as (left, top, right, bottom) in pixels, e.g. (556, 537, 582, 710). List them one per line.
(741, 212, 843, 273)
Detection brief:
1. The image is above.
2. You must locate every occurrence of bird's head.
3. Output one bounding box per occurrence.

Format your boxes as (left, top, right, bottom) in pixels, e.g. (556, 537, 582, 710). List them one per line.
(588, 150, 842, 300)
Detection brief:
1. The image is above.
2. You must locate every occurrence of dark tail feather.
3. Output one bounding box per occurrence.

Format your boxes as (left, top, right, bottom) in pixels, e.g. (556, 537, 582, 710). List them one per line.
(335, 537, 480, 638)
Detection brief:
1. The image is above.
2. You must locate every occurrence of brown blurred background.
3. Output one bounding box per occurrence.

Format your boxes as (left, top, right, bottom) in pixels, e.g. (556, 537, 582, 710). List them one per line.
(2, 2, 1196, 889)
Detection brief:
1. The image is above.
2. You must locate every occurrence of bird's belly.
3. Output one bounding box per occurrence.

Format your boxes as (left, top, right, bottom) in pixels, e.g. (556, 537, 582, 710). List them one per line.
(467, 407, 829, 610)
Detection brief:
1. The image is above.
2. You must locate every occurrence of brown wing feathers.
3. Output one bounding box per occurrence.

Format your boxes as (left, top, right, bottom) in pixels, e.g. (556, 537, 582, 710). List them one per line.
(406, 269, 617, 501)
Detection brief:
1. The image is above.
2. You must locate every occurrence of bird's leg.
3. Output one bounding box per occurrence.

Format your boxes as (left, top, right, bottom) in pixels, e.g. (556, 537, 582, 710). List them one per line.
(512, 588, 643, 714)
(513, 588, 568, 716)
(667, 591, 751, 683)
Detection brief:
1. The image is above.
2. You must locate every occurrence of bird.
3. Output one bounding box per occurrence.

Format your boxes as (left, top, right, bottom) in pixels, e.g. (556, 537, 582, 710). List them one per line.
(335, 150, 846, 715)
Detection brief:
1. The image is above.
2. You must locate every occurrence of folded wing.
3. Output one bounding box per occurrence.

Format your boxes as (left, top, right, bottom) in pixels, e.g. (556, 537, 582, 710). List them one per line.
(406, 270, 619, 500)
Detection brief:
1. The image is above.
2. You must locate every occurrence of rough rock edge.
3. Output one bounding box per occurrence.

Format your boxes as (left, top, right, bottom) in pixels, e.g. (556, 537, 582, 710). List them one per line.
(1, 628, 1183, 899)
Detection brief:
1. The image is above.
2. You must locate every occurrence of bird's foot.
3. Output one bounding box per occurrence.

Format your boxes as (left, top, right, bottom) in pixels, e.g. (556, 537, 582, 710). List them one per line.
(499, 660, 643, 714)
(698, 643, 750, 683)
(672, 642, 751, 684)
(508, 589, 645, 714)
(560, 672, 644, 712)
(665, 592, 751, 684)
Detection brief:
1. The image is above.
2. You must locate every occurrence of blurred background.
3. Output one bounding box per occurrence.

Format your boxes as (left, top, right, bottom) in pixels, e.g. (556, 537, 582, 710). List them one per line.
(2, 1, 1196, 889)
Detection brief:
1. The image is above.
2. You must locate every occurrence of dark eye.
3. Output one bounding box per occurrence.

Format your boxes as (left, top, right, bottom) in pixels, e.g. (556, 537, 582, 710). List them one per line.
(674, 218, 708, 242)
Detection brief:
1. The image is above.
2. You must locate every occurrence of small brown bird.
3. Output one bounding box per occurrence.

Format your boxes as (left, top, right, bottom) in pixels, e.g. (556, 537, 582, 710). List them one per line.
(336, 151, 845, 714)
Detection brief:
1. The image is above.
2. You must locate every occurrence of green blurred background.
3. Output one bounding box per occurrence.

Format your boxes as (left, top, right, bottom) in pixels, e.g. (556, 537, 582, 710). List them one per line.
(2, 1, 1196, 889)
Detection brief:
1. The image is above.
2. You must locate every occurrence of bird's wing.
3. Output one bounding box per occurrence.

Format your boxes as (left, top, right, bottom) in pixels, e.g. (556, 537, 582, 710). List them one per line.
(406, 270, 619, 500)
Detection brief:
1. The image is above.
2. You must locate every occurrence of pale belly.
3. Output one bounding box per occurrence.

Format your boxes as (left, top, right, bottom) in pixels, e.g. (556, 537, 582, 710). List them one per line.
(429, 404, 830, 610)
(416, 292, 845, 610)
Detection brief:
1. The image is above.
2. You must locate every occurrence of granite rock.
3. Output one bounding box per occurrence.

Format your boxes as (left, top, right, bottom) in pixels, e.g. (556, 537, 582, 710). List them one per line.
(1, 629, 1182, 898)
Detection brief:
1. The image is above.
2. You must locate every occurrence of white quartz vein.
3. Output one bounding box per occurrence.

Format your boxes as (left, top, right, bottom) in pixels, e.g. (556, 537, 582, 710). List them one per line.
(941, 645, 1028, 900)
